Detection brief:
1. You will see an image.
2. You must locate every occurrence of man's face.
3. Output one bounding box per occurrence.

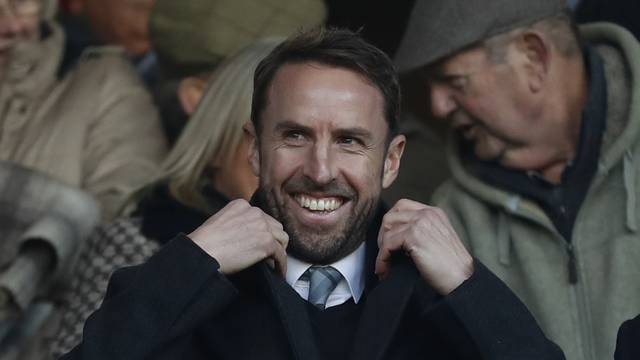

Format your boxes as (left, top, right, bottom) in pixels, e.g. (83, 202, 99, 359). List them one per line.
(249, 62, 404, 264)
(83, 0, 153, 56)
(427, 45, 545, 168)
(0, 0, 41, 64)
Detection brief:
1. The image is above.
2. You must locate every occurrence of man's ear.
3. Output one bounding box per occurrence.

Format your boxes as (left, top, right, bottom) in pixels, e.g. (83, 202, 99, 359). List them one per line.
(243, 121, 261, 176)
(178, 76, 208, 115)
(518, 31, 550, 93)
(382, 134, 406, 189)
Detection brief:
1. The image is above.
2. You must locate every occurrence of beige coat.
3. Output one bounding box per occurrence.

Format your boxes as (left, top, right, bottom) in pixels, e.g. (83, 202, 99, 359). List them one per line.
(0, 22, 167, 220)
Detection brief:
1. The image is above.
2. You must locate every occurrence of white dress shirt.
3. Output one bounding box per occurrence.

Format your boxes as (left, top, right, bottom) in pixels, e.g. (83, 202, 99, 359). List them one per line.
(285, 242, 366, 309)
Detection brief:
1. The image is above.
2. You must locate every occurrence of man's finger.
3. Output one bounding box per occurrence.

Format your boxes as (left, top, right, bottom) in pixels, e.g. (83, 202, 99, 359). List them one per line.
(381, 210, 417, 228)
(377, 210, 419, 247)
(271, 228, 290, 248)
(215, 199, 252, 221)
(375, 229, 408, 277)
(263, 212, 285, 231)
(271, 242, 287, 277)
(389, 199, 428, 213)
(382, 222, 412, 241)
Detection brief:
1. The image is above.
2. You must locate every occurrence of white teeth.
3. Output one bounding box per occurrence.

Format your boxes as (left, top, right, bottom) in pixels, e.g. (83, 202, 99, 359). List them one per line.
(295, 195, 343, 212)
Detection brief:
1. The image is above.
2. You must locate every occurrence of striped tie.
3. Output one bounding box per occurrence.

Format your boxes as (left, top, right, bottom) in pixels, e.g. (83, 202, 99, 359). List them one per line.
(306, 266, 342, 310)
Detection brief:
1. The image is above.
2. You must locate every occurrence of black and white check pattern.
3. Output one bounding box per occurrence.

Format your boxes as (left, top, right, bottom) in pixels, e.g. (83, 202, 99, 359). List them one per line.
(48, 217, 160, 358)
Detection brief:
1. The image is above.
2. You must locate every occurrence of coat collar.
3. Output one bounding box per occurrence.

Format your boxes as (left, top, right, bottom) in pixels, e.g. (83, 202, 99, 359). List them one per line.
(253, 200, 429, 360)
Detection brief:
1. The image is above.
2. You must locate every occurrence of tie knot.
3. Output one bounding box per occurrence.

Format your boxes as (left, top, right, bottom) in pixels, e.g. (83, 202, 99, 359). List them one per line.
(306, 266, 342, 310)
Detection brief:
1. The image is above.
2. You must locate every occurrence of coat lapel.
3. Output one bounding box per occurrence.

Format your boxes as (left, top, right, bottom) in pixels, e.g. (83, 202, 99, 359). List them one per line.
(257, 263, 322, 360)
(350, 258, 419, 360)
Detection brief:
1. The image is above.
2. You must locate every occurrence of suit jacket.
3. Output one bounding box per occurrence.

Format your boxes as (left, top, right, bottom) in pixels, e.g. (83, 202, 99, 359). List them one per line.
(615, 314, 640, 360)
(60, 225, 565, 360)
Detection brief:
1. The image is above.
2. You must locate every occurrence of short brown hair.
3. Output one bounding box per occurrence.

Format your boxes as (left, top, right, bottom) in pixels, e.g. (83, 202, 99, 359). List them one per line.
(251, 27, 400, 137)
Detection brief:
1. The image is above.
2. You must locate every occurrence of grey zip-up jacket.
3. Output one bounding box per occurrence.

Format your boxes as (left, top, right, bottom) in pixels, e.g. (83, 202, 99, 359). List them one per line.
(434, 23, 640, 360)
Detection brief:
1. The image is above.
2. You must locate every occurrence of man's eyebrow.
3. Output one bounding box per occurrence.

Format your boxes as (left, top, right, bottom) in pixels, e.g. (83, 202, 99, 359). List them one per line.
(333, 127, 374, 142)
(274, 120, 313, 134)
(428, 70, 467, 83)
(273, 121, 374, 141)
(423, 63, 466, 82)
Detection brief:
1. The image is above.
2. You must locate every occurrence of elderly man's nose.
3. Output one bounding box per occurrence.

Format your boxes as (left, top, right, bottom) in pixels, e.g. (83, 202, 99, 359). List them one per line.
(430, 85, 457, 119)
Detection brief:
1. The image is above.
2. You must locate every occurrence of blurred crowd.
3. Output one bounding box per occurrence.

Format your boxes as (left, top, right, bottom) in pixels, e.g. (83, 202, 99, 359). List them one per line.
(0, 0, 638, 359)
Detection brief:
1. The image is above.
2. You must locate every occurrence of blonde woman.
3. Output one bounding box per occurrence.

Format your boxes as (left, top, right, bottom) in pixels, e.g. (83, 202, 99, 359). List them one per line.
(49, 38, 283, 357)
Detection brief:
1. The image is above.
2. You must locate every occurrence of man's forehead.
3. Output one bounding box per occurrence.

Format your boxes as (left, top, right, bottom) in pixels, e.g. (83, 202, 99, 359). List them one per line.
(424, 45, 490, 78)
(270, 61, 374, 89)
(268, 62, 384, 109)
(262, 62, 388, 136)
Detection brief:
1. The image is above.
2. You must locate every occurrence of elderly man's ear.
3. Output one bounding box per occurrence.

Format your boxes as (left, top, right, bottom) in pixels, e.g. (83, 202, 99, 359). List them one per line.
(516, 31, 551, 93)
(382, 135, 406, 189)
(178, 76, 209, 116)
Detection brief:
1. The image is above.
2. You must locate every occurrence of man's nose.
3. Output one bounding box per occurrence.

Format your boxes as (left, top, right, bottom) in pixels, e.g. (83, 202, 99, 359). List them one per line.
(304, 142, 336, 185)
(430, 84, 457, 119)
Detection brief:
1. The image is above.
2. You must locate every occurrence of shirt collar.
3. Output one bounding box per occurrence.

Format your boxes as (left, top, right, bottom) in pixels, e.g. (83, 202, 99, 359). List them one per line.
(286, 242, 366, 303)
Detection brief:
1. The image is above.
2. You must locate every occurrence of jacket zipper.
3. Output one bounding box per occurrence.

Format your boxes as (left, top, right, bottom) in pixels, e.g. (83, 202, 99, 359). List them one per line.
(566, 243, 578, 284)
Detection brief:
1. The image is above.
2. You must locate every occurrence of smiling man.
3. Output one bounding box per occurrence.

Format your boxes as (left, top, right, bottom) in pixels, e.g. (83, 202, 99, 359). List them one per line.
(61, 29, 563, 360)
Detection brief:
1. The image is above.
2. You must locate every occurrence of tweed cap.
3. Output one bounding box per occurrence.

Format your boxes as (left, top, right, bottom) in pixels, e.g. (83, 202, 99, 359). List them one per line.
(395, 0, 568, 73)
(150, 0, 326, 77)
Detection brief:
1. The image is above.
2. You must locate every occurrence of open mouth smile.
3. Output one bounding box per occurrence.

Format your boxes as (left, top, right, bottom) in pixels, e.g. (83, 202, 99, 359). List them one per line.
(294, 193, 345, 213)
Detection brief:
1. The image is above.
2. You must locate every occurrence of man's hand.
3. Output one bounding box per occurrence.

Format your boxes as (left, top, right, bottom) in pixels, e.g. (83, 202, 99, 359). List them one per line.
(375, 199, 473, 295)
(188, 199, 289, 276)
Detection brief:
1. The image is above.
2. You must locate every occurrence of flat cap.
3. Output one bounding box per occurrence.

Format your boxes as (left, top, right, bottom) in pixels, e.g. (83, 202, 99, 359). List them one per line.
(150, 0, 326, 77)
(395, 0, 568, 73)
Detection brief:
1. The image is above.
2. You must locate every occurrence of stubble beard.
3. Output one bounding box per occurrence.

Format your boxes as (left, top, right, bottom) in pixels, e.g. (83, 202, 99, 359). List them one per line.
(255, 180, 378, 265)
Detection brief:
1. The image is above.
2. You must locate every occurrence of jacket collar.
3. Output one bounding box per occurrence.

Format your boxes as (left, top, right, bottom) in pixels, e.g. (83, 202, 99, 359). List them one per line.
(134, 182, 229, 244)
(252, 199, 424, 360)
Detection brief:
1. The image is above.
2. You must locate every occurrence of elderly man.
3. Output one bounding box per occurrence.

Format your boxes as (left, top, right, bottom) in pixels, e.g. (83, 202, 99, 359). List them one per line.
(60, 29, 563, 360)
(395, 1, 640, 359)
(0, 0, 166, 219)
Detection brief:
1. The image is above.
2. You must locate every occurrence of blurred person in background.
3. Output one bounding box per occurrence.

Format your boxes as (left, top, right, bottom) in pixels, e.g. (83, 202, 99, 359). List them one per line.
(56, 0, 157, 84)
(396, 0, 640, 358)
(48, 38, 282, 357)
(0, 0, 167, 220)
(147, 0, 327, 145)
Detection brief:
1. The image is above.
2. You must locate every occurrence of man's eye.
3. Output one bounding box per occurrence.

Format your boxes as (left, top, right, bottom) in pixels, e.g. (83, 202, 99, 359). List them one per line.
(449, 76, 467, 91)
(337, 137, 361, 146)
(283, 131, 306, 144)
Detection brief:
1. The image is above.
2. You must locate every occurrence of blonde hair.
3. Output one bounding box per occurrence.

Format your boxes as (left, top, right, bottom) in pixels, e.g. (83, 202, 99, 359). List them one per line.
(136, 37, 283, 213)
